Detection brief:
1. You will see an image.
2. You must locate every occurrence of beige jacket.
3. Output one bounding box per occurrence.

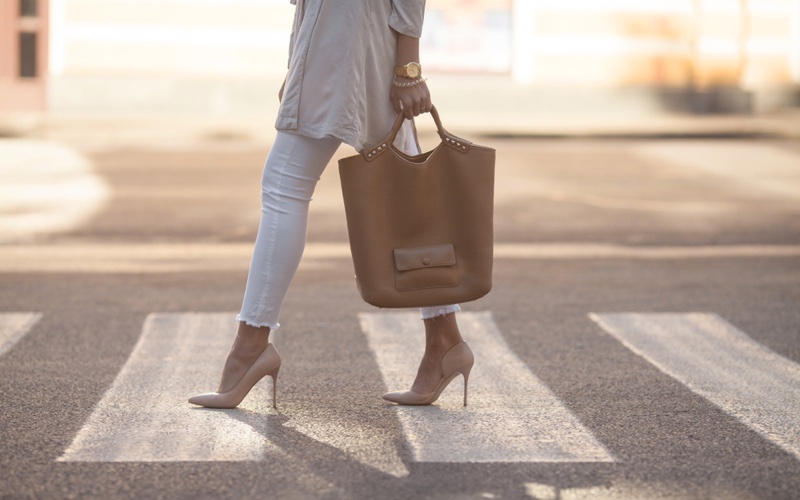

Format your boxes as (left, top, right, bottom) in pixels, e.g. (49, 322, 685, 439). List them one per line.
(278, 0, 425, 152)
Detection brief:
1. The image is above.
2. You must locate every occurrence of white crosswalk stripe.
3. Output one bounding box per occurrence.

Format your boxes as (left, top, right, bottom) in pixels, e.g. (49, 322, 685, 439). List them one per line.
(59, 313, 277, 462)
(0, 312, 41, 358)
(58, 312, 407, 475)
(1, 243, 798, 273)
(590, 312, 800, 461)
(51, 310, 800, 465)
(360, 311, 616, 463)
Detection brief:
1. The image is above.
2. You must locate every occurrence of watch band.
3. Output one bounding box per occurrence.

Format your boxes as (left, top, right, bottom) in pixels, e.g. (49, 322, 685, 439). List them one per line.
(395, 62, 422, 79)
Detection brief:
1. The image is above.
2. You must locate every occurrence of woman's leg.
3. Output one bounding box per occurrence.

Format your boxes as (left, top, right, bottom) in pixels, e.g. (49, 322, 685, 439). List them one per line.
(400, 124, 467, 395)
(217, 131, 341, 393)
(409, 306, 464, 393)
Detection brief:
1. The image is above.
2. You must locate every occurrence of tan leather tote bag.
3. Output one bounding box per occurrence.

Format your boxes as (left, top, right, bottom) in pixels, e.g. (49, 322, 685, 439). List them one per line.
(338, 106, 495, 308)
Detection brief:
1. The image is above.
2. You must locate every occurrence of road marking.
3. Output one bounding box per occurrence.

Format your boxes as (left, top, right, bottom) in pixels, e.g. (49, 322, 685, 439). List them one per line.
(360, 311, 615, 463)
(590, 313, 800, 461)
(0, 313, 42, 358)
(1, 243, 799, 273)
(58, 312, 408, 474)
(638, 142, 800, 201)
(279, 405, 410, 478)
(0, 140, 109, 243)
(59, 313, 276, 462)
(524, 480, 677, 500)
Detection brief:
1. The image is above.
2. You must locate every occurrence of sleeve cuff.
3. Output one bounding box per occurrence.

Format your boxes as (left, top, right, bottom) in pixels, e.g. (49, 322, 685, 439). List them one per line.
(389, 17, 423, 38)
(389, 1, 425, 38)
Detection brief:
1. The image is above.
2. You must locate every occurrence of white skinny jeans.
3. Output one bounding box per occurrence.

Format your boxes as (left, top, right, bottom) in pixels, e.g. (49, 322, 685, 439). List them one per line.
(237, 131, 460, 330)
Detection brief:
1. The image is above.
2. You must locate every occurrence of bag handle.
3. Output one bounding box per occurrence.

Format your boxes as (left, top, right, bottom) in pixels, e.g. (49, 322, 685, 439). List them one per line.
(361, 105, 472, 162)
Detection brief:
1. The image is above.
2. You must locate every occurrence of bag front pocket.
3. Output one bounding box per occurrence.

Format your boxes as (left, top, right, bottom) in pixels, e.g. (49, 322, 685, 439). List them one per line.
(393, 244, 460, 292)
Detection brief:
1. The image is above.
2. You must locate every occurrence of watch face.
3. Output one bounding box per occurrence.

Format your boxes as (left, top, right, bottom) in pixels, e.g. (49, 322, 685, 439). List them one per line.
(407, 63, 421, 78)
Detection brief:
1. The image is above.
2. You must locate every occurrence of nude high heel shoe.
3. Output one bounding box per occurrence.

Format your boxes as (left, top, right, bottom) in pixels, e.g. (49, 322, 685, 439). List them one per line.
(189, 343, 281, 409)
(383, 342, 474, 406)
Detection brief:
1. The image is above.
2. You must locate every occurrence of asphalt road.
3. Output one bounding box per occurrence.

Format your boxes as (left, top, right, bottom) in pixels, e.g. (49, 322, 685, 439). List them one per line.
(1, 137, 799, 499)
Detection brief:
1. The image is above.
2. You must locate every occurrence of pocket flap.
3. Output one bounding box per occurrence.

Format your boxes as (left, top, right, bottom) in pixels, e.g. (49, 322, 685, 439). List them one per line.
(394, 244, 456, 271)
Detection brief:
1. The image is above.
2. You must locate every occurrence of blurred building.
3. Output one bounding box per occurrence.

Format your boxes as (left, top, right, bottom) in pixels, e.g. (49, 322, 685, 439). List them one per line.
(1, 0, 48, 110)
(1, 0, 799, 115)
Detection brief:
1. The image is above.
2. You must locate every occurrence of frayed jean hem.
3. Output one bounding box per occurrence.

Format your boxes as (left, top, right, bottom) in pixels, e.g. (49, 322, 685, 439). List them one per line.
(419, 304, 461, 320)
(235, 314, 280, 331)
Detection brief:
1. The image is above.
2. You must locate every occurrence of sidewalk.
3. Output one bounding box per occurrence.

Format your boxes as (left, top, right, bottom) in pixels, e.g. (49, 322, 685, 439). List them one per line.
(2, 77, 799, 149)
(428, 109, 800, 140)
(2, 109, 798, 150)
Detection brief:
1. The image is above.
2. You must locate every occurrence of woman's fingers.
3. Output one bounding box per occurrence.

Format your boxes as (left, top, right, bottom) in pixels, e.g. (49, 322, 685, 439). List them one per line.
(393, 96, 403, 116)
(420, 96, 432, 114)
(397, 96, 416, 119)
(391, 82, 431, 119)
(405, 99, 417, 119)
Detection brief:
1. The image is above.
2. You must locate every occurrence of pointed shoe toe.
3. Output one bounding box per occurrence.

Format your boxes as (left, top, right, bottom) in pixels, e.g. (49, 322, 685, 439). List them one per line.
(187, 393, 235, 409)
(187, 393, 207, 406)
(383, 390, 435, 406)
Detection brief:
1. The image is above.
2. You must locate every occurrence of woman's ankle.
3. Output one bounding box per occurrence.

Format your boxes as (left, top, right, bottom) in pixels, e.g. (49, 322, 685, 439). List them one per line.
(423, 313, 463, 351)
(237, 322, 271, 342)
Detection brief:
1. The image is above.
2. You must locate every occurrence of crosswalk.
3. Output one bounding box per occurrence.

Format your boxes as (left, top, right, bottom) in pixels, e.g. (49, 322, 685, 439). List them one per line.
(59, 314, 275, 462)
(590, 312, 800, 461)
(361, 312, 614, 463)
(0, 312, 41, 357)
(1, 311, 798, 466)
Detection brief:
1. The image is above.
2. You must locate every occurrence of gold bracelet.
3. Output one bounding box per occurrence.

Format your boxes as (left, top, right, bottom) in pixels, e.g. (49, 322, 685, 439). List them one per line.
(392, 76, 428, 88)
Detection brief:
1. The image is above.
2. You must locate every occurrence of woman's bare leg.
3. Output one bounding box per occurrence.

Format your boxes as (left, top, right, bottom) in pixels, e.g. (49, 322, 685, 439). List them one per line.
(217, 323, 271, 393)
(410, 312, 464, 393)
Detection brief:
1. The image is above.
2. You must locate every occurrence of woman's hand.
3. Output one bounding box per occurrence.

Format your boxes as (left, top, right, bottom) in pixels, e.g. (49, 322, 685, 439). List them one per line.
(392, 31, 430, 119)
(391, 78, 432, 120)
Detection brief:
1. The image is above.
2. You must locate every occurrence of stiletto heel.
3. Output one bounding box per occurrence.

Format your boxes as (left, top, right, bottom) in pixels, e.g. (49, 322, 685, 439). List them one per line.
(461, 365, 471, 407)
(270, 367, 279, 409)
(189, 343, 281, 409)
(383, 342, 474, 406)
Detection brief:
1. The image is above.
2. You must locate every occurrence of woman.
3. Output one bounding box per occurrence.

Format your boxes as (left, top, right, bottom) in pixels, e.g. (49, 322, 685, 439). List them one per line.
(189, 0, 473, 409)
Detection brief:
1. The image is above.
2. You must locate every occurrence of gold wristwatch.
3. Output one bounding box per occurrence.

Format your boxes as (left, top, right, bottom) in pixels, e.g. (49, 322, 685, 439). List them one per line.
(395, 62, 422, 79)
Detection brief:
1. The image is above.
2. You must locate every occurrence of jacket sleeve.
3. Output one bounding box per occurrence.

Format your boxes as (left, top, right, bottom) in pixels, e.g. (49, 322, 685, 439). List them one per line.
(389, 0, 426, 38)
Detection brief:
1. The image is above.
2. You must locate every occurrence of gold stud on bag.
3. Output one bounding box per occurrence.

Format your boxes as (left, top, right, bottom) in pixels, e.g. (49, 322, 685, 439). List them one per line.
(338, 106, 495, 308)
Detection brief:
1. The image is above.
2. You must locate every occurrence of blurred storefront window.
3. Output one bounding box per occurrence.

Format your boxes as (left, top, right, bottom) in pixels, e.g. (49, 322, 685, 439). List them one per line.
(423, 0, 513, 73)
(1, 0, 798, 114)
(20, 0, 38, 17)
